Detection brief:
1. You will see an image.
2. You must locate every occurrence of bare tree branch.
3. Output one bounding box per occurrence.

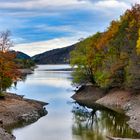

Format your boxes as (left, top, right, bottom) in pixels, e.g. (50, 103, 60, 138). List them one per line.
(0, 30, 13, 52)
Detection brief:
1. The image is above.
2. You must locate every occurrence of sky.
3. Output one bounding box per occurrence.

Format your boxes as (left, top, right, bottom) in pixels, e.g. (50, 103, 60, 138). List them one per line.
(0, 0, 140, 56)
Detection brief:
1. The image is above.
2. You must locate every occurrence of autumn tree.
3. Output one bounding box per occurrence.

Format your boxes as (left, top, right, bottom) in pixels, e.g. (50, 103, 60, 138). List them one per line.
(137, 29, 140, 54)
(70, 4, 140, 89)
(70, 33, 101, 85)
(0, 31, 19, 96)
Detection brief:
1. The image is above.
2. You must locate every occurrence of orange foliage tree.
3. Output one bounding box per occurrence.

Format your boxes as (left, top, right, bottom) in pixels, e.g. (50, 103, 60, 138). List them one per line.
(0, 31, 20, 95)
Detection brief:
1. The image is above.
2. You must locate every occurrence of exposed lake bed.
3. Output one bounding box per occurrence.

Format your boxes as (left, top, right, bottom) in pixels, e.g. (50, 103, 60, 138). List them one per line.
(1, 65, 140, 140)
(0, 92, 47, 140)
(72, 85, 140, 135)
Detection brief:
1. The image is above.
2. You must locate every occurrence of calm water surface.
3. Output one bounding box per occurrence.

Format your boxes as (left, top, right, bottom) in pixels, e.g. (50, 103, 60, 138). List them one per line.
(9, 65, 140, 140)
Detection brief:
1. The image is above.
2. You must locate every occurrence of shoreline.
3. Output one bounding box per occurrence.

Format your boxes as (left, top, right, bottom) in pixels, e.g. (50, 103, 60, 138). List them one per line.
(71, 85, 140, 136)
(0, 92, 48, 140)
(18, 68, 34, 75)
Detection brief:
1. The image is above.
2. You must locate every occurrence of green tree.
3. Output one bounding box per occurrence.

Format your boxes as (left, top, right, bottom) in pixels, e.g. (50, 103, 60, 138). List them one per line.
(70, 33, 101, 85)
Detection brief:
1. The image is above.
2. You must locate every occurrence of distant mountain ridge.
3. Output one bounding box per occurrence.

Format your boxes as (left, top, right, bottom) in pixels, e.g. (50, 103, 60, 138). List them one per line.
(15, 51, 31, 59)
(10, 50, 31, 59)
(32, 44, 75, 64)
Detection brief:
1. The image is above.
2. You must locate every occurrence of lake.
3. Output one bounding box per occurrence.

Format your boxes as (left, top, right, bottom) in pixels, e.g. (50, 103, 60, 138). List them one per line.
(9, 65, 140, 140)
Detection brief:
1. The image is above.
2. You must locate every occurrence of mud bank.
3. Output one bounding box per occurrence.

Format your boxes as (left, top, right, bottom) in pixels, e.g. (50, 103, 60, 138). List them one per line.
(0, 93, 48, 140)
(72, 85, 140, 135)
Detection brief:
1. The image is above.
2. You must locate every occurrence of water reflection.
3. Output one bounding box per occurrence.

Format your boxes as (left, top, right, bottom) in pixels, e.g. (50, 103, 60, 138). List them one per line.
(72, 104, 140, 140)
(8, 65, 140, 140)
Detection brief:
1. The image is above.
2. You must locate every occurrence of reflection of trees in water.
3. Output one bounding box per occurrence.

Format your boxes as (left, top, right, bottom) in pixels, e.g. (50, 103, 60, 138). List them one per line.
(11, 75, 27, 90)
(20, 74, 28, 82)
(72, 104, 140, 140)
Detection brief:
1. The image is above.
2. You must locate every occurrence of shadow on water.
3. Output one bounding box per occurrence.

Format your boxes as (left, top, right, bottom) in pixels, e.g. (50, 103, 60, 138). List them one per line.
(72, 103, 140, 140)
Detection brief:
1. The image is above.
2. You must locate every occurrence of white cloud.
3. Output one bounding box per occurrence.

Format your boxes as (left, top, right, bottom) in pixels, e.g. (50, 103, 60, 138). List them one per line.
(14, 37, 78, 56)
(0, 0, 87, 10)
(35, 24, 75, 32)
(121, 0, 140, 4)
(34, 24, 92, 36)
(93, 0, 130, 9)
(0, 0, 136, 21)
(0, 0, 138, 22)
(0, 11, 60, 18)
(0, 0, 137, 11)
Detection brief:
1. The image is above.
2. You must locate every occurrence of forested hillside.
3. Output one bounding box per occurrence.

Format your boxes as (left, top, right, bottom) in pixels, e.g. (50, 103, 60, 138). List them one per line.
(32, 45, 75, 64)
(71, 4, 140, 89)
(11, 51, 35, 69)
(15, 51, 31, 60)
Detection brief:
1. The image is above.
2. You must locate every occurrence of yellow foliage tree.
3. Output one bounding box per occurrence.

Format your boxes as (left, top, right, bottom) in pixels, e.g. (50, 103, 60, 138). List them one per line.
(136, 29, 140, 55)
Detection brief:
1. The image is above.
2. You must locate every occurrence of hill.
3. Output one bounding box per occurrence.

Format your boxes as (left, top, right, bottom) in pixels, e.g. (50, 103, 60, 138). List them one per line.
(10, 50, 31, 59)
(15, 51, 31, 59)
(32, 44, 75, 64)
(11, 51, 35, 69)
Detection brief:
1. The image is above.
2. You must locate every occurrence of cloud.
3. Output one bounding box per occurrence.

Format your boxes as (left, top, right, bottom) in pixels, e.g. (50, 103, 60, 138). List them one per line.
(119, 0, 140, 4)
(0, 0, 87, 10)
(0, 0, 136, 11)
(35, 24, 75, 33)
(14, 37, 78, 56)
(93, 0, 130, 10)
(34, 24, 92, 37)
(0, 10, 60, 18)
(0, 0, 136, 22)
(1, 0, 140, 56)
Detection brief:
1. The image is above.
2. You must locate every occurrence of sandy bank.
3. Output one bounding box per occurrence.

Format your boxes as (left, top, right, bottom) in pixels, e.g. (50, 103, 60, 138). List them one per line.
(0, 93, 48, 140)
(72, 85, 140, 135)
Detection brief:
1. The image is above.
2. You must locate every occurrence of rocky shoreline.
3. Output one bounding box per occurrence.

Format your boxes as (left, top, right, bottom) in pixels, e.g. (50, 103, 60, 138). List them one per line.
(18, 68, 34, 75)
(72, 85, 140, 138)
(0, 93, 48, 140)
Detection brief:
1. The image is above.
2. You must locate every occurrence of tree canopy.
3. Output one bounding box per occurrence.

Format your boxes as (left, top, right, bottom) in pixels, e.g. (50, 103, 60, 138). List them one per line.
(70, 4, 140, 89)
(0, 31, 20, 95)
